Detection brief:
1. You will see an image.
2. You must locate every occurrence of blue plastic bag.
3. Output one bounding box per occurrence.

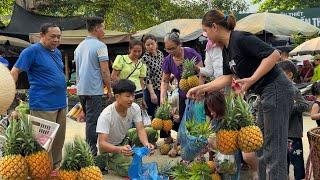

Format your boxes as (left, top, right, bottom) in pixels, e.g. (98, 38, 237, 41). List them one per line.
(178, 99, 208, 161)
(128, 147, 168, 180)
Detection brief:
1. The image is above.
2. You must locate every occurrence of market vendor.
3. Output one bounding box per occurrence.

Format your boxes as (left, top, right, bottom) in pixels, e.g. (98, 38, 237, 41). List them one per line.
(187, 9, 294, 180)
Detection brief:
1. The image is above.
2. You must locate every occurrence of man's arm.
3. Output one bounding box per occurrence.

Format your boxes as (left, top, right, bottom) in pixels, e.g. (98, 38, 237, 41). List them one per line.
(135, 121, 149, 146)
(98, 133, 132, 156)
(100, 61, 111, 92)
(10, 67, 21, 82)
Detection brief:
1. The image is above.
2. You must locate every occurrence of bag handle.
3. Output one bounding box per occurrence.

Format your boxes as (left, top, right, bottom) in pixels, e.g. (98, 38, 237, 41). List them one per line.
(124, 55, 141, 79)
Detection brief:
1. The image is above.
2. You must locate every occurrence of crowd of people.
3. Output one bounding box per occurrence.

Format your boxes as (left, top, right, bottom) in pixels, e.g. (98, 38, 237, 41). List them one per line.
(4, 8, 320, 180)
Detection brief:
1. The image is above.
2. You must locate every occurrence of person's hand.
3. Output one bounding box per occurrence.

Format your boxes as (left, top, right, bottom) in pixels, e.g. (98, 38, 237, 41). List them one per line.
(160, 97, 165, 105)
(187, 86, 204, 100)
(76, 110, 86, 122)
(106, 92, 113, 101)
(235, 77, 256, 93)
(144, 143, 155, 155)
(173, 114, 180, 123)
(141, 100, 147, 109)
(119, 145, 133, 156)
(150, 93, 158, 104)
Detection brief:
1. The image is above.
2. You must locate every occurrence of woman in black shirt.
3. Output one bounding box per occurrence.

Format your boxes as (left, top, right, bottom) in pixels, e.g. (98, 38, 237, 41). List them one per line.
(187, 9, 294, 180)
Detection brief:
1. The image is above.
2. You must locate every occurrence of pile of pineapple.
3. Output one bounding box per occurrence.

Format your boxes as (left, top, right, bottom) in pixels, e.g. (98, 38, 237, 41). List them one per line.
(0, 119, 52, 179)
(169, 160, 221, 180)
(179, 57, 200, 92)
(151, 101, 173, 132)
(58, 137, 103, 180)
(216, 93, 263, 155)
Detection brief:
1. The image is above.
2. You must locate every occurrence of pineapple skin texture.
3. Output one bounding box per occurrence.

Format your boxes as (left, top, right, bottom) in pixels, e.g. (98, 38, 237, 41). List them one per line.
(160, 143, 171, 155)
(58, 170, 78, 180)
(78, 166, 103, 180)
(211, 173, 221, 180)
(238, 125, 263, 152)
(179, 78, 190, 92)
(216, 130, 238, 155)
(162, 120, 173, 132)
(187, 75, 199, 88)
(151, 118, 163, 130)
(26, 150, 52, 179)
(0, 154, 28, 180)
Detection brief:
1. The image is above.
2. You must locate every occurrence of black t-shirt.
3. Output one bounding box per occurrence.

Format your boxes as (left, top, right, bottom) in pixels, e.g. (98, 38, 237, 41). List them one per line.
(222, 31, 281, 94)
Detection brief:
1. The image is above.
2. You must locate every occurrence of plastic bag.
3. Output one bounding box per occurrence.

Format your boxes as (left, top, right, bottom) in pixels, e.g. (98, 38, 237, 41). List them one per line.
(192, 101, 206, 123)
(179, 99, 208, 161)
(142, 110, 151, 126)
(128, 147, 166, 180)
(215, 152, 237, 174)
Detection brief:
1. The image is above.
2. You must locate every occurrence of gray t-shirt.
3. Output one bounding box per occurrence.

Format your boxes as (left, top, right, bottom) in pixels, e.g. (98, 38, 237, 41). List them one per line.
(96, 102, 142, 145)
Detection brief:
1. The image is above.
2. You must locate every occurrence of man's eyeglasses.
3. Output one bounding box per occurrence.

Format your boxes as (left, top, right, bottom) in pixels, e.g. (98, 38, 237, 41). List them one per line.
(165, 46, 178, 52)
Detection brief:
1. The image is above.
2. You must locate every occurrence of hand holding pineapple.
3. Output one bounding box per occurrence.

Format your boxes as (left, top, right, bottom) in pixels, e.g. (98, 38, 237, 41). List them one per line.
(118, 145, 133, 156)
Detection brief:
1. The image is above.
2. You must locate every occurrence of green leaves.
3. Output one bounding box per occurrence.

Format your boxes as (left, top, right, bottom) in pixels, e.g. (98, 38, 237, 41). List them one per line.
(252, 0, 320, 11)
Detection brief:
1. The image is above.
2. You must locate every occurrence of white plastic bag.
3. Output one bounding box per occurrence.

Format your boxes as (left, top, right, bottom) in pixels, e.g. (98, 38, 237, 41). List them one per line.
(142, 110, 151, 126)
(215, 152, 237, 174)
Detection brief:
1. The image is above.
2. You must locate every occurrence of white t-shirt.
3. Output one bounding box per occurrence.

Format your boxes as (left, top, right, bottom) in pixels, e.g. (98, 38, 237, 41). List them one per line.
(96, 102, 142, 145)
(199, 46, 223, 78)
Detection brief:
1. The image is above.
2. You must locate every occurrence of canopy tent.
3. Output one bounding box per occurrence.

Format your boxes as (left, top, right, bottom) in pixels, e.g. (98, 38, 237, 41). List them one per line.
(133, 19, 203, 42)
(235, 12, 320, 36)
(290, 37, 320, 56)
(0, 3, 86, 41)
(0, 35, 30, 48)
(29, 29, 131, 45)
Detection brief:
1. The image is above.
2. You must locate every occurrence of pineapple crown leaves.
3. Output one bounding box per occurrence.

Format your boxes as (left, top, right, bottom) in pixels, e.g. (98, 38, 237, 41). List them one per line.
(170, 162, 191, 179)
(188, 162, 212, 180)
(220, 93, 239, 131)
(3, 119, 25, 156)
(16, 100, 30, 120)
(60, 143, 80, 171)
(158, 160, 176, 177)
(234, 95, 254, 127)
(20, 119, 43, 156)
(73, 136, 95, 168)
(186, 118, 213, 139)
(155, 99, 171, 119)
(181, 57, 197, 78)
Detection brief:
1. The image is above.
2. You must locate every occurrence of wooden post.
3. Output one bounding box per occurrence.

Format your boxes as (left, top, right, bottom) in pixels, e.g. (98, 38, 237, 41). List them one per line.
(64, 52, 69, 81)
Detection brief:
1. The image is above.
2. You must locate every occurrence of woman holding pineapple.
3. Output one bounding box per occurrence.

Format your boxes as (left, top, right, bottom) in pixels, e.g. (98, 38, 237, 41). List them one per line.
(160, 28, 203, 151)
(187, 10, 294, 180)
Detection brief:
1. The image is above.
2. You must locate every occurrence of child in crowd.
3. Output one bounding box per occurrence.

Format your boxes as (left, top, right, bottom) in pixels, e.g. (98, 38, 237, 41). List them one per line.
(310, 81, 320, 127)
(278, 60, 310, 179)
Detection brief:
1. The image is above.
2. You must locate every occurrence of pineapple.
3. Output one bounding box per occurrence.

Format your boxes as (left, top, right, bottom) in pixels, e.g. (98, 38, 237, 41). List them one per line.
(162, 120, 173, 132)
(235, 96, 263, 152)
(216, 93, 239, 155)
(207, 161, 217, 173)
(58, 143, 79, 180)
(74, 137, 103, 180)
(179, 78, 190, 92)
(21, 119, 52, 179)
(170, 162, 191, 179)
(211, 172, 222, 180)
(188, 161, 212, 180)
(151, 106, 164, 130)
(0, 120, 28, 180)
(162, 102, 173, 132)
(159, 143, 171, 155)
(179, 57, 199, 92)
(187, 75, 199, 88)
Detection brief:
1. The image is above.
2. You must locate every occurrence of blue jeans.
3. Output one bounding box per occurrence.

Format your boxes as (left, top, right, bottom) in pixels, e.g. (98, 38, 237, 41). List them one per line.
(79, 95, 103, 156)
(287, 137, 305, 180)
(143, 89, 160, 119)
(256, 72, 294, 180)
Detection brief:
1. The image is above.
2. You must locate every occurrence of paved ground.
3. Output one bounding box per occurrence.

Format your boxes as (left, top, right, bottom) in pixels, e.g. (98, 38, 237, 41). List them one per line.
(64, 116, 319, 180)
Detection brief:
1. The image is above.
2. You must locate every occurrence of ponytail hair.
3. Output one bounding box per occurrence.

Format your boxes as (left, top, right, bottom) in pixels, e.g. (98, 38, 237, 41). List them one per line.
(202, 9, 236, 31)
(164, 28, 181, 45)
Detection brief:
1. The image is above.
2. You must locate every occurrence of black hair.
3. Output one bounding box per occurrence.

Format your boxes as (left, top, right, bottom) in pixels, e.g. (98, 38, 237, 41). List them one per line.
(312, 81, 320, 96)
(204, 91, 226, 119)
(202, 9, 236, 31)
(112, 79, 136, 94)
(129, 39, 143, 50)
(40, 23, 60, 34)
(86, 16, 104, 32)
(278, 60, 298, 78)
(164, 28, 181, 45)
(142, 34, 157, 44)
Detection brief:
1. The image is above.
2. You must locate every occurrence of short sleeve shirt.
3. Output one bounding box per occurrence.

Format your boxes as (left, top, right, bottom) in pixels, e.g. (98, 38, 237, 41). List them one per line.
(112, 55, 147, 91)
(222, 31, 281, 94)
(96, 102, 142, 145)
(141, 50, 164, 90)
(162, 47, 202, 97)
(14, 43, 66, 111)
(75, 36, 109, 95)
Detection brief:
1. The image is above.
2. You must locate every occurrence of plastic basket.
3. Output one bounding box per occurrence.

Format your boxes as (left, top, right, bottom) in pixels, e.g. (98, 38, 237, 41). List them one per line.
(306, 127, 320, 180)
(28, 115, 60, 151)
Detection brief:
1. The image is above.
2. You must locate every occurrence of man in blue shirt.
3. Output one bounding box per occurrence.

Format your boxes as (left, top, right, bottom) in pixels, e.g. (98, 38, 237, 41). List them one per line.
(11, 23, 66, 170)
(74, 17, 112, 155)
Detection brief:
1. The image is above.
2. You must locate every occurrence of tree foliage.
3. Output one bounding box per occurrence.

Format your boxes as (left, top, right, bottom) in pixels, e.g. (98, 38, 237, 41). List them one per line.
(252, 0, 320, 11)
(0, 0, 15, 24)
(1, 0, 248, 32)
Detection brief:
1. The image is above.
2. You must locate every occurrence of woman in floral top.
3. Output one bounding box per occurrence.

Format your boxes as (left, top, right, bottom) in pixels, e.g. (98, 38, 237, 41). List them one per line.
(141, 34, 164, 118)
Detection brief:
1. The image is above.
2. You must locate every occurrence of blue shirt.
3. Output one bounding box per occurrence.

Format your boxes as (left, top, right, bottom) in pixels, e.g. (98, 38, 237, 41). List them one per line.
(14, 43, 67, 111)
(75, 36, 109, 95)
(0, 56, 9, 67)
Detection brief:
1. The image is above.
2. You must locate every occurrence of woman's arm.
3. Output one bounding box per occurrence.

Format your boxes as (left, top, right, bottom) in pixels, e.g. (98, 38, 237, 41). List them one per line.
(111, 69, 121, 82)
(310, 103, 320, 120)
(160, 73, 171, 104)
(236, 50, 280, 92)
